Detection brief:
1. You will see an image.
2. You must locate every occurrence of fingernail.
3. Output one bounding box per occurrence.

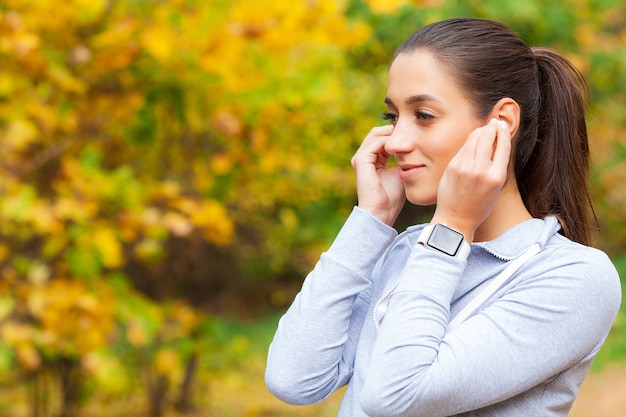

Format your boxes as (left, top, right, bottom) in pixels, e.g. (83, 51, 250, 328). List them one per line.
(498, 120, 508, 129)
(489, 118, 499, 125)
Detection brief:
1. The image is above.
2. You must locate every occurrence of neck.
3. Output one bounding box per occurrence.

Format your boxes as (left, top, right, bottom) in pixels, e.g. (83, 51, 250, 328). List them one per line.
(473, 180, 533, 242)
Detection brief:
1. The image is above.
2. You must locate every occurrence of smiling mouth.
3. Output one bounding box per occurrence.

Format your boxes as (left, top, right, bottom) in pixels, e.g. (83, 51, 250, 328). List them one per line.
(398, 165, 425, 180)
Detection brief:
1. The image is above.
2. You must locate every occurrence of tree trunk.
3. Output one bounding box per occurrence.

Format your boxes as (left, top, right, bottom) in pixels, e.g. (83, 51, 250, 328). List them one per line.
(57, 358, 81, 417)
(148, 374, 169, 417)
(175, 354, 198, 413)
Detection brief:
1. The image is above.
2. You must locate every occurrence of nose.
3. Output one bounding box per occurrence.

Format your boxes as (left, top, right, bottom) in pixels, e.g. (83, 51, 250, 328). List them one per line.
(384, 122, 415, 156)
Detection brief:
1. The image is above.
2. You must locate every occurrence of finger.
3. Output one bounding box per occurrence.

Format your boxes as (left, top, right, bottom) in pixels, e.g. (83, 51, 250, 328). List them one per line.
(353, 126, 395, 167)
(491, 119, 512, 168)
(364, 135, 392, 160)
(473, 119, 500, 164)
(367, 124, 394, 139)
(357, 125, 394, 155)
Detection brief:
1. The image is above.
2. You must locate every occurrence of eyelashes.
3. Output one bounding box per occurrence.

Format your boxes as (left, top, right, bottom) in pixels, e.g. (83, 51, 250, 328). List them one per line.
(381, 112, 398, 123)
(416, 111, 434, 121)
(381, 111, 434, 124)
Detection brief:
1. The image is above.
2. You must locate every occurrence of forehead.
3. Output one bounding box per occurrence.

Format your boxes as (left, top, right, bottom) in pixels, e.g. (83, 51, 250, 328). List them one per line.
(387, 50, 467, 106)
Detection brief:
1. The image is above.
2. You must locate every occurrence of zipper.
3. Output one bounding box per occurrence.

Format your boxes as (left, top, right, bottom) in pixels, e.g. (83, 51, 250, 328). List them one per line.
(473, 242, 515, 261)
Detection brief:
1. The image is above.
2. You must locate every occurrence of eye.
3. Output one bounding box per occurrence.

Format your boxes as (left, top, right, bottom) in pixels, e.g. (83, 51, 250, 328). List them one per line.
(381, 111, 398, 125)
(415, 111, 434, 122)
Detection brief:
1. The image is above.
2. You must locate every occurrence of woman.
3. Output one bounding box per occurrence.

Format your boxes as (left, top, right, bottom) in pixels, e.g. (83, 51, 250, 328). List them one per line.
(265, 18, 621, 416)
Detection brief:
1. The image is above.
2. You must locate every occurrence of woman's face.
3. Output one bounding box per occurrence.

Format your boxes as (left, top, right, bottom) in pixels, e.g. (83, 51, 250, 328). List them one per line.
(384, 50, 485, 206)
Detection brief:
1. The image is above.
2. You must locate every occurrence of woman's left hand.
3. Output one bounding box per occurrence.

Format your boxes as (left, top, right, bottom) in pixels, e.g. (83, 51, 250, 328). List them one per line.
(431, 118, 512, 242)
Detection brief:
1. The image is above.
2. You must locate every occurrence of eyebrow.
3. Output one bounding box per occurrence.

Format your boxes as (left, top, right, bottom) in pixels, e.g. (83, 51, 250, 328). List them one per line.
(384, 94, 442, 106)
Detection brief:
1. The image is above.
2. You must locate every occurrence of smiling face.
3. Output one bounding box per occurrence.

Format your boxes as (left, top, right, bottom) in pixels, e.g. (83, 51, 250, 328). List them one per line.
(384, 50, 486, 206)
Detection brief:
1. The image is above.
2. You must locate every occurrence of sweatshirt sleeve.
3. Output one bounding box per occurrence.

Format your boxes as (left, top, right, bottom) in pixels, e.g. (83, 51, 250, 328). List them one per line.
(360, 243, 621, 417)
(265, 207, 398, 405)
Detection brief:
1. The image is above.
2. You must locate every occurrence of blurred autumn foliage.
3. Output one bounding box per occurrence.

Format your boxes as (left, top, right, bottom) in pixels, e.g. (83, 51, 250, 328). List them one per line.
(0, 0, 625, 415)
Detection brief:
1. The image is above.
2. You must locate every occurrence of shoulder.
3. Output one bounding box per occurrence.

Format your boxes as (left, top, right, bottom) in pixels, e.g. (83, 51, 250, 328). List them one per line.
(498, 235, 622, 352)
(547, 233, 618, 280)
(531, 234, 621, 317)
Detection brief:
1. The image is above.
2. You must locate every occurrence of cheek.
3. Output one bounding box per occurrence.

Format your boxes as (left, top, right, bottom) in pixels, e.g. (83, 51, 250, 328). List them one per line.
(439, 125, 476, 160)
(431, 136, 466, 167)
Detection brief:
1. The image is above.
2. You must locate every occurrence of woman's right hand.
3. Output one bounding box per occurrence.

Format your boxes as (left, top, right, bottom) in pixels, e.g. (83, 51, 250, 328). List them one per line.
(351, 125, 406, 226)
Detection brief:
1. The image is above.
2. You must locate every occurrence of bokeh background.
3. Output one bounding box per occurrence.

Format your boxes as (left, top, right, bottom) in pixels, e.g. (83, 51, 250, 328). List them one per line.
(0, 0, 625, 416)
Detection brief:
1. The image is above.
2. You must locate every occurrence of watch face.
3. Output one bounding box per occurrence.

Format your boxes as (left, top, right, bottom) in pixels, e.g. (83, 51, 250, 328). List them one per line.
(428, 224, 464, 256)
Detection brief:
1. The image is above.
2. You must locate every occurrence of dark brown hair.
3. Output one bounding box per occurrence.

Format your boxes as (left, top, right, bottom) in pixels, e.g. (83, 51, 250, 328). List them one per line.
(395, 18, 593, 245)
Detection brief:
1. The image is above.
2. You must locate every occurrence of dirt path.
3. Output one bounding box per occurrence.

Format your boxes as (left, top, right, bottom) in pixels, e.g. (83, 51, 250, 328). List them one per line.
(570, 365, 626, 417)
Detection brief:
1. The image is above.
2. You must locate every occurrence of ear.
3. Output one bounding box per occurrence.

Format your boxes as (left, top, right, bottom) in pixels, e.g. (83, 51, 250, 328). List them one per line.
(489, 98, 520, 138)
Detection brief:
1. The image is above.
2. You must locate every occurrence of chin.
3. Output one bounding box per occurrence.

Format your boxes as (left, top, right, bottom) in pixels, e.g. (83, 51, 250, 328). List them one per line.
(405, 191, 437, 207)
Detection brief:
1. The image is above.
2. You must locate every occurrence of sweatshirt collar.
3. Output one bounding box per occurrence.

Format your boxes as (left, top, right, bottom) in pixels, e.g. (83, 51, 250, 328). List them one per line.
(474, 216, 561, 260)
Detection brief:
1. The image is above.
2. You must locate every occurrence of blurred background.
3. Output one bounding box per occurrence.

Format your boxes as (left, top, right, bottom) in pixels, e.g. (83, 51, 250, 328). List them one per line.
(0, 0, 624, 415)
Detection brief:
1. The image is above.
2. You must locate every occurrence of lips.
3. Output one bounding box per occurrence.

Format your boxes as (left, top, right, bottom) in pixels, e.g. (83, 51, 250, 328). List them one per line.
(398, 164, 425, 180)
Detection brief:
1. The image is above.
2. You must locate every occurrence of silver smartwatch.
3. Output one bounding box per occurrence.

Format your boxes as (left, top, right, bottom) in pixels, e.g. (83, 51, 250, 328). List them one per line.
(417, 223, 471, 260)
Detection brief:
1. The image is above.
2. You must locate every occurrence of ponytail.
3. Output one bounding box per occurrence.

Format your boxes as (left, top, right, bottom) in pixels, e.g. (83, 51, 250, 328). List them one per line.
(515, 48, 593, 245)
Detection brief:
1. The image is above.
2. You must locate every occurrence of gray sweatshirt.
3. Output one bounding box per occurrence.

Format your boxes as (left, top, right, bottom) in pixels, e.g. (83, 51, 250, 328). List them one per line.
(265, 207, 621, 416)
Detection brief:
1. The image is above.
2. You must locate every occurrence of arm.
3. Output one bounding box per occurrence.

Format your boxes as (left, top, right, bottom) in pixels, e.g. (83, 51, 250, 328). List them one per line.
(266, 124, 407, 403)
(360, 245, 621, 417)
(265, 207, 397, 405)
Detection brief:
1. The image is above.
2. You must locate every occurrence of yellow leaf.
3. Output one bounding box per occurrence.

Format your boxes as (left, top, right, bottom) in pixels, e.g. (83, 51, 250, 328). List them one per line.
(127, 319, 147, 347)
(1, 322, 34, 343)
(6, 32, 40, 56)
(54, 197, 95, 222)
(0, 296, 15, 321)
(30, 202, 63, 234)
(92, 226, 123, 268)
(192, 162, 215, 191)
(3, 119, 38, 151)
(48, 66, 86, 94)
(27, 289, 46, 317)
(154, 181, 182, 199)
(0, 73, 14, 97)
(140, 25, 177, 62)
(73, 0, 108, 23)
(279, 208, 297, 230)
(154, 348, 180, 376)
(75, 294, 99, 313)
(365, 0, 409, 14)
(189, 200, 234, 246)
(82, 351, 131, 395)
(168, 302, 199, 333)
(16, 344, 41, 370)
(209, 153, 233, 175)
(92, 18, 137, 49)
(575, 24, 597, 48)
